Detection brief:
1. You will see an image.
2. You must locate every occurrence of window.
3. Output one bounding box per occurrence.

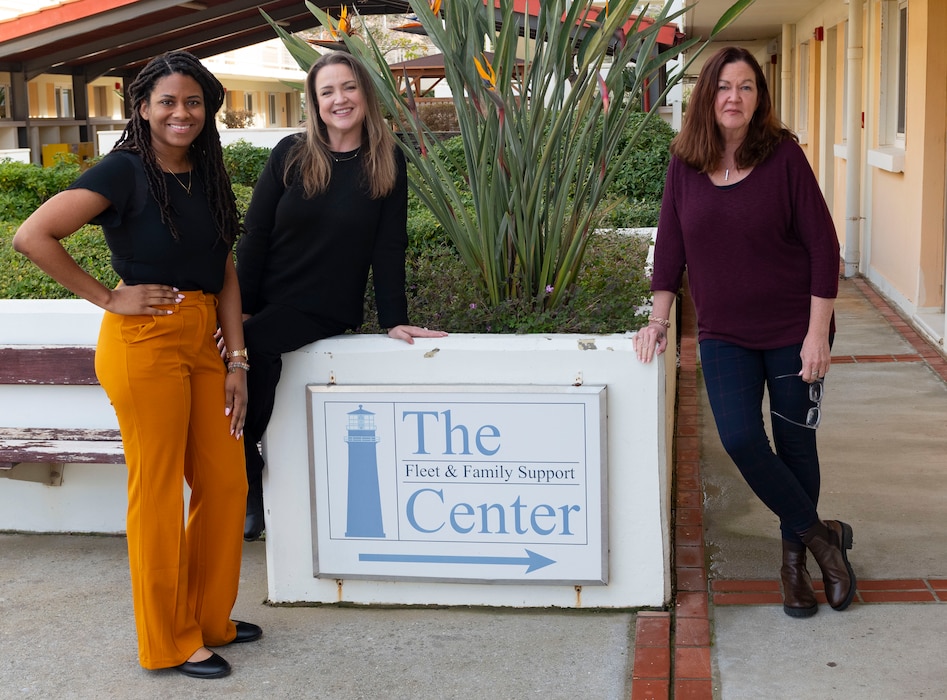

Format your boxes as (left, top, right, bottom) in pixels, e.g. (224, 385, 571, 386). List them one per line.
(54, 87, 73, 118)
(244, 93, 254, 113)
(93, 85, 108, 118)
(880, 0, 908, 148)
(0, 85, 8, 119)
(869, 0, 907, 171)
(268, 93, 277, 126)
(895, 3, 907, 137)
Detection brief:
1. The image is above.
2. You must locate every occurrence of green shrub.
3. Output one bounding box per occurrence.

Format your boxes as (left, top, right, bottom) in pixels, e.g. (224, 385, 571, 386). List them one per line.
(360, 229, 652, 334)
(0, 222, 118, 298)
(4, 217, 653, 333)
(222, 139, 271, 187)
(0, 160, 82, 220)
(598, 197, 662, 228)
(232, 182, 254, 224)
(406, 189, 453, 253)
(608, 113, 675, 202)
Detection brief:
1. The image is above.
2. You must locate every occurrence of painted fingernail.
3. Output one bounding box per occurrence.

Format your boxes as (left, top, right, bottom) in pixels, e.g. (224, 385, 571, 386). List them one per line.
(225, 407, 232, 416)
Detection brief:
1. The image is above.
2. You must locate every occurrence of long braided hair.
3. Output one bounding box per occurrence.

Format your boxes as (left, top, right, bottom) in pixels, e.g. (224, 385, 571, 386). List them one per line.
(114, 50, 239, 244)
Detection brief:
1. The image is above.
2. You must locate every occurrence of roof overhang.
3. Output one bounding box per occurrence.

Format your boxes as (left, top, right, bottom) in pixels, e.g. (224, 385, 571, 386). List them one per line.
(0, 0, 412, 81)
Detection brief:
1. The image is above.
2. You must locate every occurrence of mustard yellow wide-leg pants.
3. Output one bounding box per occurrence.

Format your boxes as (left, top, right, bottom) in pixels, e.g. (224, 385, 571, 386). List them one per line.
(95, 292, 248, 670)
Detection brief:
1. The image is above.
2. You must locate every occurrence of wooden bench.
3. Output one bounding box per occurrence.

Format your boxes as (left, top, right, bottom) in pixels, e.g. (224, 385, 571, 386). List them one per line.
(0, 346, 124, 484)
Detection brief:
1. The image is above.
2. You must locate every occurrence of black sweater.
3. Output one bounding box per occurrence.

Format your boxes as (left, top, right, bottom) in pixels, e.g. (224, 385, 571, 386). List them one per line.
(237, 134, 410, 330)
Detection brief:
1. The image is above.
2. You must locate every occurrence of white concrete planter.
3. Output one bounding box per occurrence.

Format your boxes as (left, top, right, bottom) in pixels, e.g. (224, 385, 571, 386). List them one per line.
(264, 330, 675, 609)
(0, 299, 675, 609)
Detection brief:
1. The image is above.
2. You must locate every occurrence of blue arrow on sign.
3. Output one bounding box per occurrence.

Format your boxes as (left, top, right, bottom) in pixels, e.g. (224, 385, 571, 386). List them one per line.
(359, 549, 555, 573)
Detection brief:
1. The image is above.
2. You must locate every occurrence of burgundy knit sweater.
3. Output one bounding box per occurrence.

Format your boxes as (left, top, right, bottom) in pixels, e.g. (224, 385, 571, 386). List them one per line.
(651, 138, 840, 349)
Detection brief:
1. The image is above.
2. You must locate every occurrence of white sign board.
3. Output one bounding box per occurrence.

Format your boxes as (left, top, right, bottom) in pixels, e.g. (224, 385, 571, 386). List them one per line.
(307, 385, 607, 584)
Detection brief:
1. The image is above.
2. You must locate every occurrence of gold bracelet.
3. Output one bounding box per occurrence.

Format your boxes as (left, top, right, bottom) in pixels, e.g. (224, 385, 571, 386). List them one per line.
(648, 315, 671, 328)
(226, 348, 249, 361)
(227, 361, 250, 373)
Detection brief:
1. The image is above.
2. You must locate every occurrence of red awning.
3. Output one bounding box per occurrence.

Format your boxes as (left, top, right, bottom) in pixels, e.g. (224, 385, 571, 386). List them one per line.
(493, 0, 685, 48)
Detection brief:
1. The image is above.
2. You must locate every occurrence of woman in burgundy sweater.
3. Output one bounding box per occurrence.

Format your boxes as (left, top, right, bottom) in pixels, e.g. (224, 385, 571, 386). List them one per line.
(635, 47, 855, 617)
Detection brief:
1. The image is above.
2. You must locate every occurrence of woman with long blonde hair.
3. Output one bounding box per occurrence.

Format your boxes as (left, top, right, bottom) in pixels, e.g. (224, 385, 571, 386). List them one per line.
(235, 52, 446, 541)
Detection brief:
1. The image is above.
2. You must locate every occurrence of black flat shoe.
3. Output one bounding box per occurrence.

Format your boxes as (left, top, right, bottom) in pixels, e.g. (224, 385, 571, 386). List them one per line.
(175, 651, 231, 679)
(231, 620, 262, 644)
(243, 511, 265, 542)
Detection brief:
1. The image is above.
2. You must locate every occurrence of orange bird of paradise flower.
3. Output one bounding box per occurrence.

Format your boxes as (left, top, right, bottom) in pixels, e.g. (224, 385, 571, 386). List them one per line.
(473, 53, 497, 91)
(330, 5, 356, 40)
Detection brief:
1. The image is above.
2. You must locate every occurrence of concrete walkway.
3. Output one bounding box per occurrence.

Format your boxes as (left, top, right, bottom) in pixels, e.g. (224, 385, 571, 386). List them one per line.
(0, 533, 634, 699)
(1, 275, 945, 699)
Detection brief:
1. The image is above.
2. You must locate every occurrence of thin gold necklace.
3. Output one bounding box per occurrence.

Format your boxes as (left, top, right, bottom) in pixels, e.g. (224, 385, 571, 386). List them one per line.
(156, 156, 192, 196)
(332, 147, 361, 163)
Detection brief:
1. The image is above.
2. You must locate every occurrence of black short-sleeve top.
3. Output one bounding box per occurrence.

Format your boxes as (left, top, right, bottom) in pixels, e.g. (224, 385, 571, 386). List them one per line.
(67, 150, 230, 292)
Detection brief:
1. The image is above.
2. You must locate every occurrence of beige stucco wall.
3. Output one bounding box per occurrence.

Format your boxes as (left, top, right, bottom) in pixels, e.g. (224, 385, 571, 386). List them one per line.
(756, 0, 944, 343)
(913, 0, 947, 311)
(866, 0, 945, 312)
(805, 39, 822, 174)
(866, 0, 915, 300)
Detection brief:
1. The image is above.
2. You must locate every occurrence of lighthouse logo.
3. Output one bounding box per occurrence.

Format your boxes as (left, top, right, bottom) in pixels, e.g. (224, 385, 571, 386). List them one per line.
(342, 405, 386, 538)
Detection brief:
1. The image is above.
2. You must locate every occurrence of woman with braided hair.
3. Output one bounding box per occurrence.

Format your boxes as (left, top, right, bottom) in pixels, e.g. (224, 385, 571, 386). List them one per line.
(14, 50, 260, 679)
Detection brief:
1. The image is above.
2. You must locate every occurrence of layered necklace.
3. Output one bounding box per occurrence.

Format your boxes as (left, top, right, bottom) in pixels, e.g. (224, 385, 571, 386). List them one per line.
(332, 147, 361, 163)
(156, 156, 192, 196)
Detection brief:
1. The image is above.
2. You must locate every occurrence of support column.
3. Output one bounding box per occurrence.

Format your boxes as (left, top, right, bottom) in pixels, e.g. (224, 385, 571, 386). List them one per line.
(11, 70, 29, 157)
(780, 24, 794, 127)
(72, 74, 89, 142)
(843, 0, 865, 278)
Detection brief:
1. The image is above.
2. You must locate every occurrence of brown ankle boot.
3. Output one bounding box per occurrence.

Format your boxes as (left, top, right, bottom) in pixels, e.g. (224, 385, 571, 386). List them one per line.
(780, 539, 818, 618)
(801, 520, 856, 611)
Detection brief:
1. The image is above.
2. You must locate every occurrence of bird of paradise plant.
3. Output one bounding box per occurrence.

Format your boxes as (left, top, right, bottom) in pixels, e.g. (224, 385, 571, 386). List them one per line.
(266, 0, 755, 311)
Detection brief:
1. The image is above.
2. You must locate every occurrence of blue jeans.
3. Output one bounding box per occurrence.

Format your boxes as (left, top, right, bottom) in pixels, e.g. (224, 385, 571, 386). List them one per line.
(700, 339, 825, 542)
